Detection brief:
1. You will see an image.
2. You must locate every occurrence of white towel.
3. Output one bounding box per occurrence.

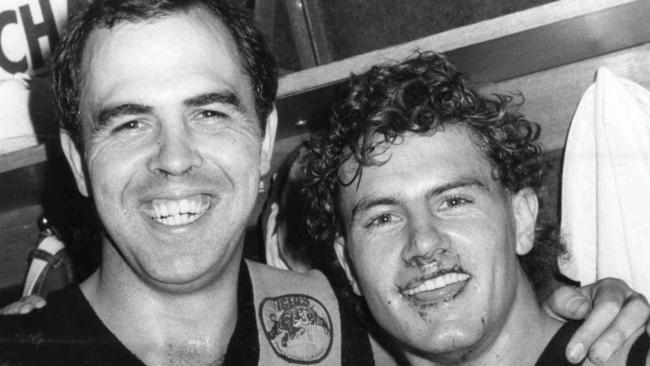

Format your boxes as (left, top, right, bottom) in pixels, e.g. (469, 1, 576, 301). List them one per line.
(560, 67, 650, 298)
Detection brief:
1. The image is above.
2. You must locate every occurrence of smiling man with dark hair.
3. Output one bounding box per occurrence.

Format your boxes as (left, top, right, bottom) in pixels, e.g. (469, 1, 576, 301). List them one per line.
(0, 1, 381, 364)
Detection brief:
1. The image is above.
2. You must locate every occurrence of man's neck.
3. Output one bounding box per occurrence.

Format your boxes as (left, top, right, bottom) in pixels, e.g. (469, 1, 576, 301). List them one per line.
(80, 246, 243, 366)
(407, 272, 564, 366)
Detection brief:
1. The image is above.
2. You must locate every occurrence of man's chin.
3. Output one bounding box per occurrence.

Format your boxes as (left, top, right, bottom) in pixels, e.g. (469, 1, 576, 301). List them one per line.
(400, 327, 484, 364)
(132, 251, 241, 293)
(140, 266, 234, 294)
(383, 302, 487, 364)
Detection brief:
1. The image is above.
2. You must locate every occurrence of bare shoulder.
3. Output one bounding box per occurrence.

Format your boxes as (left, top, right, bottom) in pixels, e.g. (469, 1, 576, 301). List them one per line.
(244, 259, 335, 298)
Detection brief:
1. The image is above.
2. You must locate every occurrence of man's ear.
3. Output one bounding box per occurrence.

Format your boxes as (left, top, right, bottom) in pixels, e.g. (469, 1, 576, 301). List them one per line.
(512, 187, 539, 256)
(60, 130, 89, 197)
(264, 202, 290, 271)
(260, 107, 278, 176)
(334, 236, 361, 295)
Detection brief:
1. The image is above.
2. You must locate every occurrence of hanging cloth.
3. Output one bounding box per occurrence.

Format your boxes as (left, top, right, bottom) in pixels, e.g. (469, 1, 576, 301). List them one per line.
(560, 67, 650, 298)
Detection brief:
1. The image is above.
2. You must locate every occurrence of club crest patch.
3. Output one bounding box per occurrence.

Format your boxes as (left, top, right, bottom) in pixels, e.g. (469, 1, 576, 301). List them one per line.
(259, 294, 333, 363)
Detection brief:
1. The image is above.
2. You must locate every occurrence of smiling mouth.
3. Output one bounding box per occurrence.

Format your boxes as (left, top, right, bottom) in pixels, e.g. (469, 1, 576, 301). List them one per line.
(143, 194, 211, 226)
(400, 268, 471, 305)
(402, 272, 470, 296)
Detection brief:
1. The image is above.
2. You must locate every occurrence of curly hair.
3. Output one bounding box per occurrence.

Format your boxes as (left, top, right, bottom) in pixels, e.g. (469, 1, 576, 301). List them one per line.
(52, 0, 277, 146)
(304, 51, 562, 293)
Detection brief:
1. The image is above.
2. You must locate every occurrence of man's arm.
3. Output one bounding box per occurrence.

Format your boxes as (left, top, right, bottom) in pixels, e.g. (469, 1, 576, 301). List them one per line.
(542, 278, 650, 365)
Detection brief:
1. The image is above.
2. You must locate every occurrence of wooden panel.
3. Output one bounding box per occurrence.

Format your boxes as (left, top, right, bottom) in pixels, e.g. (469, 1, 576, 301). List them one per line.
(0, 163, 48, 212)
(448, 0, 650, 84)
(482, 43, 650, 152)
(0, 144, 47, 175)
(278, 0, 634, 97)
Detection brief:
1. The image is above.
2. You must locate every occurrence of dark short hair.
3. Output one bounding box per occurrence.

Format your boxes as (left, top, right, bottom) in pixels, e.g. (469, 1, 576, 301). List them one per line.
(304, 51, 563, 292)
(52, 0, 277, 145)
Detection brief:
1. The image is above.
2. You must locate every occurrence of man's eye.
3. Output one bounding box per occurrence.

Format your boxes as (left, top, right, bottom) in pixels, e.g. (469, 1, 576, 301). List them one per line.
(112, 120, 142, 134)
(366, 213, 396, 228)
(442, 196, 471, 209)
(198, 110, 227, 119)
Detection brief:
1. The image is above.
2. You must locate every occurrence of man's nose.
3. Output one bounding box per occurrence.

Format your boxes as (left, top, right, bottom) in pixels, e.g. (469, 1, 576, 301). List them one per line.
(147, 123, 202, 176)
(402, 217, 448, 267)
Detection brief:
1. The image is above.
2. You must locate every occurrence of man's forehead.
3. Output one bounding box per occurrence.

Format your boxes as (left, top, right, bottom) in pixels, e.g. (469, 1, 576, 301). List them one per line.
(338, 127, 495, 184)
(78, 8, 253, 111)
(82, 8, 237, 65)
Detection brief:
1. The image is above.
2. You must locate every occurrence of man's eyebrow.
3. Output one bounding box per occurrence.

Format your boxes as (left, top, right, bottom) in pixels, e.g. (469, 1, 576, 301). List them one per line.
(183, 92, 246, 113)
(97, 103, 152, 127)
(425, 177, 488, 199)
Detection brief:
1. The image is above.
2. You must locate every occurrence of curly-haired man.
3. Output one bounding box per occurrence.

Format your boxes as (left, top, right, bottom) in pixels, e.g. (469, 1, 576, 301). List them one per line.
(304, 52, 650, 365)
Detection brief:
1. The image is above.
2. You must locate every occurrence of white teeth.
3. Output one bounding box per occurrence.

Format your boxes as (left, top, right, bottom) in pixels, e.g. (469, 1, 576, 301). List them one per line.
(146, 195, 210, 226)
(403, 273, 470, 296)
(169, 201, 179, 217)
